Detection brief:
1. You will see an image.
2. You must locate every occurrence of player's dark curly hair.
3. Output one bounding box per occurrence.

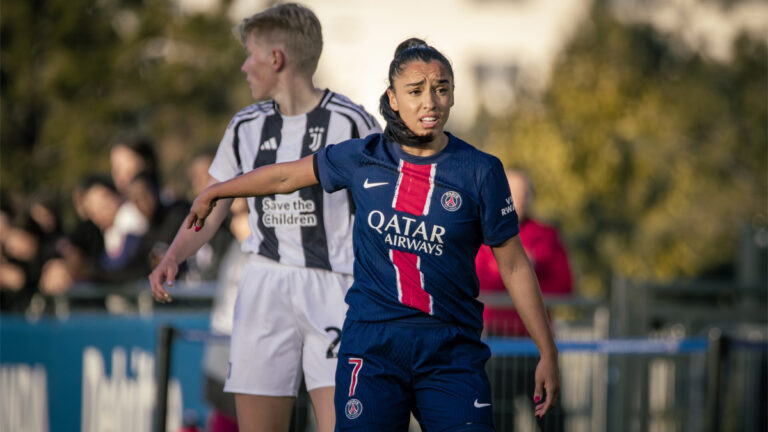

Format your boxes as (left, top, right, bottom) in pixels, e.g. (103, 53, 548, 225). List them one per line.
(379, 38, 454, 147)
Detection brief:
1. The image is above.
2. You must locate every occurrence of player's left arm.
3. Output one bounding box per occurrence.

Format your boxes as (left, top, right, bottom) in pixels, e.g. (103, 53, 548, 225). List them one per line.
(491, 236, 560, 418)
(188, 155, 317, 230)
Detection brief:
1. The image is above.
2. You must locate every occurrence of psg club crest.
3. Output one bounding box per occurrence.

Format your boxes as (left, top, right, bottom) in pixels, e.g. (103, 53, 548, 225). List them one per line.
(345, 398, 363, 419)
(441, 191, 462, 212)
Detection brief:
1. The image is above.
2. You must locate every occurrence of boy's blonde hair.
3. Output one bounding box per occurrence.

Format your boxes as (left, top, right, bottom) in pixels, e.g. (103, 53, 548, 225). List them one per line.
(238, 3, 323, 75)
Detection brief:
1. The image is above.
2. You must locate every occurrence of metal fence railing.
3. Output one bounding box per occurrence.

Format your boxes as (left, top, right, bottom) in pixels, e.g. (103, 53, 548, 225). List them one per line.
(156, 326, 767, 432)
(5, 279, 765, 432)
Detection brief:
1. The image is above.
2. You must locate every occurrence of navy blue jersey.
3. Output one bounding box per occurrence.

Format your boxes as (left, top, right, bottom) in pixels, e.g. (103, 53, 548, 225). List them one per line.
(316, 133, 519, 329)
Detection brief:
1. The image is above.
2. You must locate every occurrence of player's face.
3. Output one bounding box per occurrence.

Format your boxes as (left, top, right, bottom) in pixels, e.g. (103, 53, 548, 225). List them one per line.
(241, 33, 278, 101)
(388, 60, 454, 144)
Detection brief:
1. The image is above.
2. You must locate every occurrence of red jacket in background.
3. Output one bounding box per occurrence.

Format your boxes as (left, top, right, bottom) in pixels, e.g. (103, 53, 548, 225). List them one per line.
(476, 218, 573, 336)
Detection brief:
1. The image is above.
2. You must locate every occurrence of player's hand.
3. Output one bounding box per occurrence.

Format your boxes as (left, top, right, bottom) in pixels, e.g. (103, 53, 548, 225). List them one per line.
(148, 256, 179, 303)
(187, 188, 217, 232)
(533, 353, 560, 418)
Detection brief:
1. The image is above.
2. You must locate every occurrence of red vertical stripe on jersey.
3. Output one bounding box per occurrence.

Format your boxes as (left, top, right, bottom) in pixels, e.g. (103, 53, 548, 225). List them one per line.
(392, 161, 435, 216)
(391, 249, 432, 314)
(348, 358, 364, 397)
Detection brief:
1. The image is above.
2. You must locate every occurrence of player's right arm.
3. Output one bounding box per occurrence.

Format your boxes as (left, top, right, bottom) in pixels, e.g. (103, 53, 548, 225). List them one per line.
(149, 177, 233, 302)
(186, 155, 317, 231)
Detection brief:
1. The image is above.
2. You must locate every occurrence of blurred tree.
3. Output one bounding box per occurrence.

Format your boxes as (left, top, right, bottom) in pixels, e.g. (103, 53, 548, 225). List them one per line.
(1, 0, 249, 207)
(480, 6, 767, 296)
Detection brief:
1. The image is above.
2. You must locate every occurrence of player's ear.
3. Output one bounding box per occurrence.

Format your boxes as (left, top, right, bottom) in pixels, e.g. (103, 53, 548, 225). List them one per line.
(272, 49, 285, 72)
(387, 88, 398, 112)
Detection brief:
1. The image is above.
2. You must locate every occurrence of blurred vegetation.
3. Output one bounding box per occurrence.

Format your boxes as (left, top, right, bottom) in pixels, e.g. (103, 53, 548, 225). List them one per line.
(478, 7, 767, 296)
(1, 0, 251, 204)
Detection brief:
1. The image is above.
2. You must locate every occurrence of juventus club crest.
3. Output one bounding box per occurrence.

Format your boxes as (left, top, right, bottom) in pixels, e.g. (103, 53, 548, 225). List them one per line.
(308, 126, 325, 152)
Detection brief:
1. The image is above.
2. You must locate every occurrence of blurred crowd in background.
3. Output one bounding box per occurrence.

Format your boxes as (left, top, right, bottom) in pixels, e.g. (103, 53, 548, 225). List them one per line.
(0, 135, 242, 313)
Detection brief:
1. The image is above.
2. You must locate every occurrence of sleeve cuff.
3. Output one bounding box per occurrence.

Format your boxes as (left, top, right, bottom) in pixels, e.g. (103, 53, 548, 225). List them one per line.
(313, 152, 320, 182)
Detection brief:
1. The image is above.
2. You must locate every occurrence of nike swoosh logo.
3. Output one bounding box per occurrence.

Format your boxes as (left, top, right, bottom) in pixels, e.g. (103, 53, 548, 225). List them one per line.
(474, 399, 491, 408)
(363, 179, 388, 189)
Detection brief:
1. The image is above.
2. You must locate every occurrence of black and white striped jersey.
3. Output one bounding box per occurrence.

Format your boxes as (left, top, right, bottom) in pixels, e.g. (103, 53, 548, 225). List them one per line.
(209, 90, 381, 275)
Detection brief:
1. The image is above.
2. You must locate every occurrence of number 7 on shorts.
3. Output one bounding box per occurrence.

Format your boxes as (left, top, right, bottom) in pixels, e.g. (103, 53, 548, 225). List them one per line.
(348, 358, 364, 397)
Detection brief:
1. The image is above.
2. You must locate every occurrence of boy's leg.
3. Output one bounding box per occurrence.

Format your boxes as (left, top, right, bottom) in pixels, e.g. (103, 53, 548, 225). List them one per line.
(234, 394, 294, 432)
(225, 257, 304, 429)
(308, 386, 335, 432)
(292, 270, 352, 432)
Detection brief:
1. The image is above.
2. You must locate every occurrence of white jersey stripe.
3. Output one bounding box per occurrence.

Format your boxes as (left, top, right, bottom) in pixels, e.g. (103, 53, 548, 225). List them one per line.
(327, 100, 376, 131)
(272, 115, 308, 267)
(391, 160, 405, 209)
(422, 164, 437, 216)
(417, 256, 433, 314)
(390, 249, 404, 304)
(328, 95, 376, 129)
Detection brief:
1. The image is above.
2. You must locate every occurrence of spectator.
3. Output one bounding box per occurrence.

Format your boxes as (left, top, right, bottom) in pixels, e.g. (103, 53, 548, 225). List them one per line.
(126, 171, 190, 270)
(108, 134, 155, 249)
(110, 134, 158, 196)
(182, 151, 233, 282)
(79, 175, 147, 280)
(39, 184, 104, 296)
(187, 151, 216, 199)
(477, 169, 573, 431)
(1, 210, 44, 311)
(39, 169, 185, 296)
(28, 192, 64, 263)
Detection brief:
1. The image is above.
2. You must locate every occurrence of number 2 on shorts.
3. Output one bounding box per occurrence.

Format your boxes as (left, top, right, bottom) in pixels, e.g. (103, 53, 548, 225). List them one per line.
(324, 326, 341, 359)
(348, 358, 364, 397)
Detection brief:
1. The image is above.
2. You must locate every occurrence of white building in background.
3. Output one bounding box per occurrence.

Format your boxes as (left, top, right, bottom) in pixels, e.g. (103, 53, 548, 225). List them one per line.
(177, 0, 767, 130)
(612, 0, 768, 64)
(302, 0, 594, 131)
(177, 0, 594, 130)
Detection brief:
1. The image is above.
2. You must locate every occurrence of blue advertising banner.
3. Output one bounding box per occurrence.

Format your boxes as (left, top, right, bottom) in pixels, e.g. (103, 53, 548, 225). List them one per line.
(0, 312, 212, 432)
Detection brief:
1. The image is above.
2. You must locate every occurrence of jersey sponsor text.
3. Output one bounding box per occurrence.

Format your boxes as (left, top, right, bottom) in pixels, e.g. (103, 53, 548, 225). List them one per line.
(367, 210, 445, 256)
(500, 196, 515, 216)
(261, 197, 318, 227)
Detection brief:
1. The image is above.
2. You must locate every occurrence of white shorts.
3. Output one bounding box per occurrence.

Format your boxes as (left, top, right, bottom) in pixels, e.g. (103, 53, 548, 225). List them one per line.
(224, 253, 351, 396)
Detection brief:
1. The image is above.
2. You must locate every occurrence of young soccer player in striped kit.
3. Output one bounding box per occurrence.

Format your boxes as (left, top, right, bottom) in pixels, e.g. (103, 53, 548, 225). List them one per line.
(167, 38, 559, 431)
(148, 4, 380, 431)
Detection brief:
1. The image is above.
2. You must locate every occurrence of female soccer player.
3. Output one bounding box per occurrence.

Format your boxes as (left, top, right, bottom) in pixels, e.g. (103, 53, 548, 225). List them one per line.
(158, 38, 560, 431)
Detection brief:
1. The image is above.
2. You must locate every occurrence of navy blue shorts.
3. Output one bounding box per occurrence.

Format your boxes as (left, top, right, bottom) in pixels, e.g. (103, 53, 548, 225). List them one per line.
(334, 317, 495, 431)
